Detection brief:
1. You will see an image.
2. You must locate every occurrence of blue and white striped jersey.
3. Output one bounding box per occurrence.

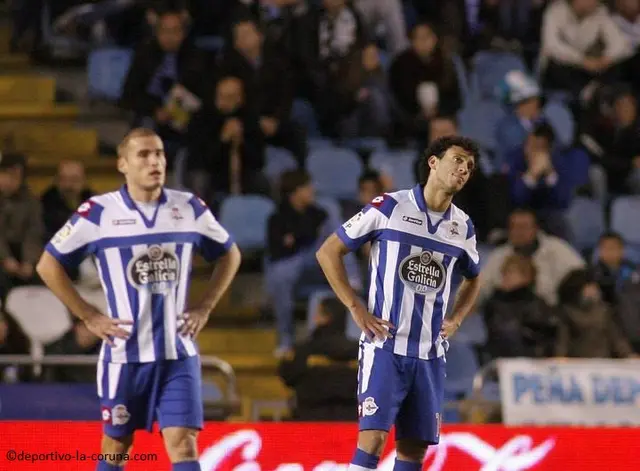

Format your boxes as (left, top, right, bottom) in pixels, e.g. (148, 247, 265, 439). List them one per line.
(45, 185, 234, 364)
(337, 184, 480, 360)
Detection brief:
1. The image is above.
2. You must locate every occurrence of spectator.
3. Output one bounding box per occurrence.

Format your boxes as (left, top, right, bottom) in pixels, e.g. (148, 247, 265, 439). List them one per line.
(278, 296, 358, 421)
(617, 270, 640, 353)
(185, 76, 267, 207)
(119, 4, 211, 178)
(612, 0, 640, 50)
(540, 0, 632, 96)
(352, 0, 408, 55)
(495, 70, 543, 168)
(43, 318, 100, 383)
(389, 23, 462, 145)
(41, 161, 94, 243)
(505, 122, 589, 238)
(219, 18, 307, 167)
(0, 154, 43, 305)
(265, 170, 330, 357)
(337, 43, 391, 139)
(590, 231, 638, 305)
(483, 254, 557, 359)
(479, 208, 585, 306)
(555, 269, 636, 358)
(343, 170, 384, 262)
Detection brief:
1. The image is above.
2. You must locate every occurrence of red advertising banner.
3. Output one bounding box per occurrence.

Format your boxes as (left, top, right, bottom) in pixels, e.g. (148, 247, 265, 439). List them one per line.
(0, 422, 638, 470)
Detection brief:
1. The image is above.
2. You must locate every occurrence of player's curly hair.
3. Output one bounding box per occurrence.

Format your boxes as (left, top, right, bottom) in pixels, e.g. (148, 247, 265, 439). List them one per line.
(418, 136, 480, 185)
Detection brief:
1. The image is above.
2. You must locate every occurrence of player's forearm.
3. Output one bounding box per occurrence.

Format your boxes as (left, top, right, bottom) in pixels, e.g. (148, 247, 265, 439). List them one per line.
(449, 276, 481, 326)
(195, 244, 241, 313)
(316, 235, 360, 310)
(36, 251, 98, 321)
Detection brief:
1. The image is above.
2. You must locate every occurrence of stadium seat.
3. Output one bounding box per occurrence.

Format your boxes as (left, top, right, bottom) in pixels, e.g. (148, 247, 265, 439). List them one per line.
(543, 101, 575, 148)
(307, 147, 363, 200)
(444, 340, 479, 398)
(291, 99, 320, 138)
(369, 149, 416, 190)
(341, 137, 387, 154)
(308, 137, 334, 150)
(471, 51, 527, 100)
(87, 48, 133, 101)
(610, 196, 640, 262)
(566, 197, 605, 252)
(219, 195, 276, 251)
(316, 196, 343, 225)
(0, 75, 55, 103)
(452, 54, 471, 106)
(454, 312, 488, 346)
(458, 101, 507, 152)
(264, 146, 298, 187)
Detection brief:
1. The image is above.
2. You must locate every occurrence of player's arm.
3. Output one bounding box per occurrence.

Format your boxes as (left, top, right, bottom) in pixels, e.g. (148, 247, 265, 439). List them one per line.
(36, 202, 131, 345)
(443, 218, 482, 338)
(182, 197, 242, 336)
(316, 197, 395, 341)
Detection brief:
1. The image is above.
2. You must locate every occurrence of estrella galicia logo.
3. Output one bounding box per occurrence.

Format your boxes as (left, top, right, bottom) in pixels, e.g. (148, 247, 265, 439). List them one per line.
(398, 250, 445, 293)
(127, 245, 180, 294)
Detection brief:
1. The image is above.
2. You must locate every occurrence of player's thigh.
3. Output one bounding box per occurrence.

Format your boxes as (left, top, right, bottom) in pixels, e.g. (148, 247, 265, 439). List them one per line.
(97, 361, 149, 438)
(156, 356, 204, 432)
(357, 343, 407, 435)
(395, 357, 445, 445)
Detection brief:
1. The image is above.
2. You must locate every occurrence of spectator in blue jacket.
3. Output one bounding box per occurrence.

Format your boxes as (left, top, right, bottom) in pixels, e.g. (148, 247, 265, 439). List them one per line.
(506, 122, 588, 239)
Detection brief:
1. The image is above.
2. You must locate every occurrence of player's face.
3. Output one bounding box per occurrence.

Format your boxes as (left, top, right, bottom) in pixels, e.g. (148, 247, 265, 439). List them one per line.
(119, 136, 166, 191)
(428, 146, 474, 194)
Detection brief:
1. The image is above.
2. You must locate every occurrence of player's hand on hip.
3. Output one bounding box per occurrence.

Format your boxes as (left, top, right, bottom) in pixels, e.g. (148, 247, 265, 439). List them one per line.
(178, 307, 210, 338)
(83, 312, 133, 347)
(350, 301, 393, 342)
(440, 319, 461, 340)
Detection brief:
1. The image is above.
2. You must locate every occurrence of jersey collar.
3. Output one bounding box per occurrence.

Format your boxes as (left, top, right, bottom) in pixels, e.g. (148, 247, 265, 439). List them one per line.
(412, 184, 452, 234)
(119, 184, 168, 228)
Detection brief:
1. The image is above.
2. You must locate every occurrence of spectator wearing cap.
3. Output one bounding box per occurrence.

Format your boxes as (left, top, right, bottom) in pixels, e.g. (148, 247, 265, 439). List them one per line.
(494, 70, 543, 169)
(0, 153, 44, 304)
(505, 122, 589, 239)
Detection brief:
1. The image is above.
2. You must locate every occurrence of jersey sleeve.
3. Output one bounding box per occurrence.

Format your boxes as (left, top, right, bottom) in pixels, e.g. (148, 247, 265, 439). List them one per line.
(189, 196, 235, 262)
(45, 199, 103, 268)
(455, 218, 480, 279)
(336, 194, 396, 252)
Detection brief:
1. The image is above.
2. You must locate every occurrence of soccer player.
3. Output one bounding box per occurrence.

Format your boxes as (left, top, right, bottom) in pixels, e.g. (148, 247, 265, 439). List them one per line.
(36, 128, 242, 471)
(316, 136, 481, 470)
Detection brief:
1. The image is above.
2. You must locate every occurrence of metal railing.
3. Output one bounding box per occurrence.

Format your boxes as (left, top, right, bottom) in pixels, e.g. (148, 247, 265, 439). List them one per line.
(0, 354, 240, 420)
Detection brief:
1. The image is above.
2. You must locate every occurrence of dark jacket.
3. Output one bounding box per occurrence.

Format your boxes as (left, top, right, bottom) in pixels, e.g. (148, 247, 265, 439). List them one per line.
(119, 38, 212, 118)
(484, 286, 558, 358)
(267, 202, 327, 262)
(278, 323, 358, 421)
(40, 186, 94, 243)
(590, 260, 638, 305)
(217, 48, 294, 122)
(0, 187, 43, 265)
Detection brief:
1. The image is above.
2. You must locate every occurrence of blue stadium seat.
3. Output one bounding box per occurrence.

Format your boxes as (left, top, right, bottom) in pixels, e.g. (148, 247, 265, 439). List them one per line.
(341, 137, 388, 154)
(308, 148, 363, 200)
(471, 51, 527, 100)
(543, 101, 575, 148)
(264, 147, 298, 186)
(291, 99, 321, 138)
(458, 101, 507, 152)
(219, 195, 275, 251)
(87, 48, 133, 101)
(369, 149, 416, 190)
(454, 312, 488, 346)
(566, 197, 605, 252)
(308, 138, 334, 150)
(444, 340, 479, 398)
(611, 196, 640, 262)
(452, 54, 471, 106)
(316, 196, 343, 226)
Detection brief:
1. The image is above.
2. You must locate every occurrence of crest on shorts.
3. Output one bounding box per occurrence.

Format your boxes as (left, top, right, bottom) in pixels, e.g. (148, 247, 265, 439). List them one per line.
(111, 404, 130, 426)
(361, 397, 379, 417)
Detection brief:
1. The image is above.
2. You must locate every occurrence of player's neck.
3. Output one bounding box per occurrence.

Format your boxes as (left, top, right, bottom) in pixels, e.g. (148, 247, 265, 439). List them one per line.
(128, 185, 162, 204)
(423, 180, 453, 213)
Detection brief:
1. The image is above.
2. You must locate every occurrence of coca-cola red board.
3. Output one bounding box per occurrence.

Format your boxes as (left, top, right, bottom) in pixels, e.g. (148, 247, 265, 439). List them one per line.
(0, 422, 639, 470)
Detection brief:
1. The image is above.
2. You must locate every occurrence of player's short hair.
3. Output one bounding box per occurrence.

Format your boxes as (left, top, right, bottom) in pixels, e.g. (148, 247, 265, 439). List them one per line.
(598, 230, 625, 245)
(117, 128, 160, 158)
(501, 253, 537, 282)
(279, 169, 311, 199)
(418, 136, 480, 185)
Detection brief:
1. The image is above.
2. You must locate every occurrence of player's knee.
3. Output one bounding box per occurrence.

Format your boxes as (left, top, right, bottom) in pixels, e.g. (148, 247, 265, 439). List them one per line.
(101, 434, 133, 464)
(357, 430, 388, 456)
(395, 439, 429, 462)
(163, 427, 199, 462)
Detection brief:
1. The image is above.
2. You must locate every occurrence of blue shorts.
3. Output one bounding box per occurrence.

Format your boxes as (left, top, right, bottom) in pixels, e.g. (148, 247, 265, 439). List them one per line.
(357, 341, 445, 444)
(97, 356, 203, 438)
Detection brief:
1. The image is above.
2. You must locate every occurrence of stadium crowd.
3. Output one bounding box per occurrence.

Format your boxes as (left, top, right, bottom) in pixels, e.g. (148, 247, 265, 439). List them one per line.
(3, 0, 640, 421)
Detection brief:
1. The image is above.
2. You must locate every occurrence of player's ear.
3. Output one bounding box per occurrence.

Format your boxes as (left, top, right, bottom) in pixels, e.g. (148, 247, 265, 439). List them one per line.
(428, 155, 439, 171)
(116, 156, 127, 175)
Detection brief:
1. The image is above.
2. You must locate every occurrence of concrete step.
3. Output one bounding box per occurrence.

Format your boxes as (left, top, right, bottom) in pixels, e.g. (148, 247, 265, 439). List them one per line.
(0, 75, 56, 103)
(198, 328, 277, 355)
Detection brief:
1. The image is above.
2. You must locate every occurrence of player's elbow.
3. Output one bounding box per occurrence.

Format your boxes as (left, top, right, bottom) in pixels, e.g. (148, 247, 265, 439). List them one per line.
(35, 251, 55, 280)
(316, 234, 343, 266)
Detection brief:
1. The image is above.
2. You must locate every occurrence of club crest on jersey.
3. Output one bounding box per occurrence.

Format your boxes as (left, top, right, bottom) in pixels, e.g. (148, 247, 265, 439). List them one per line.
(126, 244, 180, 294)
(398, 250, 445, 294)
(443, 220, 461, 240)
